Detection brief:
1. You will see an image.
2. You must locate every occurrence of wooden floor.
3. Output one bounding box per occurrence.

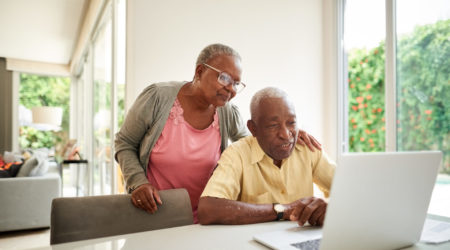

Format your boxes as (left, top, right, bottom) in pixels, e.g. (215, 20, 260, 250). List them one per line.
(0, 228, 50, 250)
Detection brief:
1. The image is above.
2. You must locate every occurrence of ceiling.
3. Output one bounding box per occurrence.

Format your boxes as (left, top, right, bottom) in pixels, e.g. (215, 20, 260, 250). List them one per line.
(0, 0, 88, 65)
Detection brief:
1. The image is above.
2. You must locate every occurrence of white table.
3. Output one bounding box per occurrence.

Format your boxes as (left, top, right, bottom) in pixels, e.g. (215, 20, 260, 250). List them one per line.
(33, 215, 450, 250)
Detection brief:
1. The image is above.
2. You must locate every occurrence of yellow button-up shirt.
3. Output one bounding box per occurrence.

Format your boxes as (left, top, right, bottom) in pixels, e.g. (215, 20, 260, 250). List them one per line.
(201, 136, 336, 204)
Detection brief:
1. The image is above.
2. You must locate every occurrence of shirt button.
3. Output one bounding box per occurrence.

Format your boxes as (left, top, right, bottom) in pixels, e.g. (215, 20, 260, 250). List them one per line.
(281, 190, 286, 194)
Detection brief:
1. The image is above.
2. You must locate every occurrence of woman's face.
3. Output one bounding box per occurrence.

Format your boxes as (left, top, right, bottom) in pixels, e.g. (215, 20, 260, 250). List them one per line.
(195, 55, 242, 107)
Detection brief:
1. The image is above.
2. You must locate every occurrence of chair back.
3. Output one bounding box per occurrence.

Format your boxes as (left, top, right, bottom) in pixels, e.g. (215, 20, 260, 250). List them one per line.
(50, 188, 193, 244)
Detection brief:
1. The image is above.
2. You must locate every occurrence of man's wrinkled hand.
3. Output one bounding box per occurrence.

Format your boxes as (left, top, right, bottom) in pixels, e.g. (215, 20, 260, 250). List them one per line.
(286, 197, 327, 226)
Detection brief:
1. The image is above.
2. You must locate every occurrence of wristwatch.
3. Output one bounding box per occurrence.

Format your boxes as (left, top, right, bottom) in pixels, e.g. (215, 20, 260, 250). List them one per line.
(273, 203, 286, 221)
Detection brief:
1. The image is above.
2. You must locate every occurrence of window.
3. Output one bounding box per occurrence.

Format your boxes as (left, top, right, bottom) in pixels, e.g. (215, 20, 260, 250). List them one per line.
(344, 0, 386, 152)
(93, 9, 113, 195)
(342, 0, 450, 216)
(396, 0, 450, 216)
(18, 74, 70, 152)
(70, 0, 126, 196)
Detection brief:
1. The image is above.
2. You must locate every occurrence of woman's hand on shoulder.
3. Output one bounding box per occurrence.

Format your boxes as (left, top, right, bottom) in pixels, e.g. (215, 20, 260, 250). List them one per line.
(296, 129, 322, 152)
(131, 183, 163, 213)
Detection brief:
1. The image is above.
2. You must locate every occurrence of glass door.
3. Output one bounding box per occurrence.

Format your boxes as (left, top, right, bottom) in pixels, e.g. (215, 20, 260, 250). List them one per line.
(92, 7, 113, 195)
(396, 0, 450, 216)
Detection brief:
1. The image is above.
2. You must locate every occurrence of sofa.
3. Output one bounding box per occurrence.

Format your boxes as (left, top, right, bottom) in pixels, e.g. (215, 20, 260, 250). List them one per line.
(0, 155, 61, 232)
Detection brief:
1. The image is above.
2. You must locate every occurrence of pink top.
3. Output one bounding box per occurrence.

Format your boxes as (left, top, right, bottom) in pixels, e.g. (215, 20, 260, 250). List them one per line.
(147, 99, 221, 223)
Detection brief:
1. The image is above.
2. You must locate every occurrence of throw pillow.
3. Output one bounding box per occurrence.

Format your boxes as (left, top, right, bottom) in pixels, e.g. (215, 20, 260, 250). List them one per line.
(29, 157, 49, 176)
(16, 150, 49, 177)
(16, 156, 38, 177)
(0, 160, 23, 178)
(3, 151, 23, 163)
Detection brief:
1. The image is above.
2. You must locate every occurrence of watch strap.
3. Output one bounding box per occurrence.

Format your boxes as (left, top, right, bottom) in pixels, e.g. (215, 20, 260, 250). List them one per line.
(273, 203, 284, 221)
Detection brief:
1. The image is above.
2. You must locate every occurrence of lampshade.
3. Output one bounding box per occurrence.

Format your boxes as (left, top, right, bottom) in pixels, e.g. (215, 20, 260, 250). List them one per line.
(32, 106, 63, 128)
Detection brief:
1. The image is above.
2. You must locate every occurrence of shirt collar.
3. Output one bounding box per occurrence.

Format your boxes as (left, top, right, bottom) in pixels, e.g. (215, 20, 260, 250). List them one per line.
(250, 136, 266, 164)
(294, 141, 303, 152)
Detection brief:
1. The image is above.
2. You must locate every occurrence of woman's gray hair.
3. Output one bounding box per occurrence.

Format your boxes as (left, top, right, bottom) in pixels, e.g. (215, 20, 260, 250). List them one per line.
(250, 87, 289, 120)
(196, 43, 241, 66)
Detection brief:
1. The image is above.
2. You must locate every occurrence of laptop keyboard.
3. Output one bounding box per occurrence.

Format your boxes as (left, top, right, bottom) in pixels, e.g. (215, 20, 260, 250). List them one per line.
(290, 238, 321, 250)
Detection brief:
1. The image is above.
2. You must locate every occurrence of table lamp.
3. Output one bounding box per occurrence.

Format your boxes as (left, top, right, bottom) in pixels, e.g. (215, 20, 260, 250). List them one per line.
(31, 106, 63, 131)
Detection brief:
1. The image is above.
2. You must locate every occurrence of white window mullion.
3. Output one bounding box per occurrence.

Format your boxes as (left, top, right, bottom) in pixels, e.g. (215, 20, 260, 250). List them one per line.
(111, 0, 118, 194)
(86, 46, 95, 196)
(337, 0, 346, 157)
(69, 76, 77, 141)
(385, 0, 397, 152)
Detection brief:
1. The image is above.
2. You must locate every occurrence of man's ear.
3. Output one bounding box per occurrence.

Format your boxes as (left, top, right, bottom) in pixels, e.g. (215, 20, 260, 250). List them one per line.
(247, 120, 257, 137)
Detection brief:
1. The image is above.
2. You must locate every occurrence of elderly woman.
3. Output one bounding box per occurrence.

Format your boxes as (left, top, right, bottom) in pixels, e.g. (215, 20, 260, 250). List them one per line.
(114, 44, 320, 222)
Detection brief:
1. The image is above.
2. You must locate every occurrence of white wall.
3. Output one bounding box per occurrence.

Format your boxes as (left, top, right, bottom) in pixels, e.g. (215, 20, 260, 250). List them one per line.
(322, 0, 339, 160)
(127, 0, 329, 148)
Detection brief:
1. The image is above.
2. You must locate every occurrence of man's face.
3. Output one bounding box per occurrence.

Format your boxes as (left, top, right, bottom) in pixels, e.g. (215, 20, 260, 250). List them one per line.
(249, 97, 298, 162)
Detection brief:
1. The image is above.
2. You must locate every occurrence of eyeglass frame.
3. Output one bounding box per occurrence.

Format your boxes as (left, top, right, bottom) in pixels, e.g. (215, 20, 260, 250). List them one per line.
(202, 63, 246, 93)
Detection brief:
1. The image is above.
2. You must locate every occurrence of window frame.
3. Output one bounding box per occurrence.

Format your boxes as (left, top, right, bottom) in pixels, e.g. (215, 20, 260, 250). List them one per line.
(385, 0, 397, 152)
(337, 0, 450, 218)
(338, 0, 398, 154)
(70, 0, 125, 195)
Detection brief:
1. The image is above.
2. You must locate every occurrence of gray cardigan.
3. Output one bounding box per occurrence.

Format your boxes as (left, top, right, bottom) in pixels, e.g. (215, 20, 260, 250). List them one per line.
(114, 81, 248, 192)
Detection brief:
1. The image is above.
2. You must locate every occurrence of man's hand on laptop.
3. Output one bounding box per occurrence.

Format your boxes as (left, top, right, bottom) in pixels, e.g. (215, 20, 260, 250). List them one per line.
(285, 197, 327, 227)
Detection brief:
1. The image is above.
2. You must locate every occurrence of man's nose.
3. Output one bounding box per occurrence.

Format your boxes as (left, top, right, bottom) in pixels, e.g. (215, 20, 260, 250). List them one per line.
(278, 125, 291, 140)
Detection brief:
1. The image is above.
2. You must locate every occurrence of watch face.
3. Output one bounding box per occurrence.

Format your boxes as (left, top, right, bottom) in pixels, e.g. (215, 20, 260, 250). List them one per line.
(274, 204, 285, 213)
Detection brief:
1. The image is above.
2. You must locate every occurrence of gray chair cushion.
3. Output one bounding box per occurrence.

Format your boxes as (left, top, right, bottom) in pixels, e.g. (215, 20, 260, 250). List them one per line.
(50, 188, 193, 244)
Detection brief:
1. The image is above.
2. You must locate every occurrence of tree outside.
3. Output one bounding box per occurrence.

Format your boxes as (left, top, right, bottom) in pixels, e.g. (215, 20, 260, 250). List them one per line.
(348, 19, 449, 174)
(19, 74, 70, 151)
(397, 20, 450, 174)
(347, 42, 386, 152)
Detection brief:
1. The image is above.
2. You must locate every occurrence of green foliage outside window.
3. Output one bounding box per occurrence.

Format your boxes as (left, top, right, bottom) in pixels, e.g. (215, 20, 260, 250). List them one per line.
(348, 19, 449, 174)
(19, 74, 124, 150)
(19, 74, 70, 149)
(118, 84, 125, 127)
(348, 42, 386, 152)
(397, 20, 450, 173)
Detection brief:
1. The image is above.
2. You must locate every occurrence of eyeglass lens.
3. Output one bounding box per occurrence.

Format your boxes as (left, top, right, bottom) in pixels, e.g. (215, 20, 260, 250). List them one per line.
(218, 72, 243, 91)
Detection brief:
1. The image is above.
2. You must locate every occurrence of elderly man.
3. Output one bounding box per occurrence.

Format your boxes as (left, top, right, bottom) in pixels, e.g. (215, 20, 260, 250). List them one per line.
(198, 87, 335, 226)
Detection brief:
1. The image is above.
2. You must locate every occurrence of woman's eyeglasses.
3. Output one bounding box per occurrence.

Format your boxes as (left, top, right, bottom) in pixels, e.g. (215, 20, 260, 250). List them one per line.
(203, 63, 246, 93)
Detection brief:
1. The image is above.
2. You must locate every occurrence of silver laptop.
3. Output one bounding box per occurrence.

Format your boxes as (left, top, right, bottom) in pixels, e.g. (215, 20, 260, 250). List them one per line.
(253, 151, 442, 250)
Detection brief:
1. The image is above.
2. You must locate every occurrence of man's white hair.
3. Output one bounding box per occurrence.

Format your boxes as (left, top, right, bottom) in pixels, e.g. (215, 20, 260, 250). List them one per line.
(195, 43, 241, 66)
(250, 87, 289, 120)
